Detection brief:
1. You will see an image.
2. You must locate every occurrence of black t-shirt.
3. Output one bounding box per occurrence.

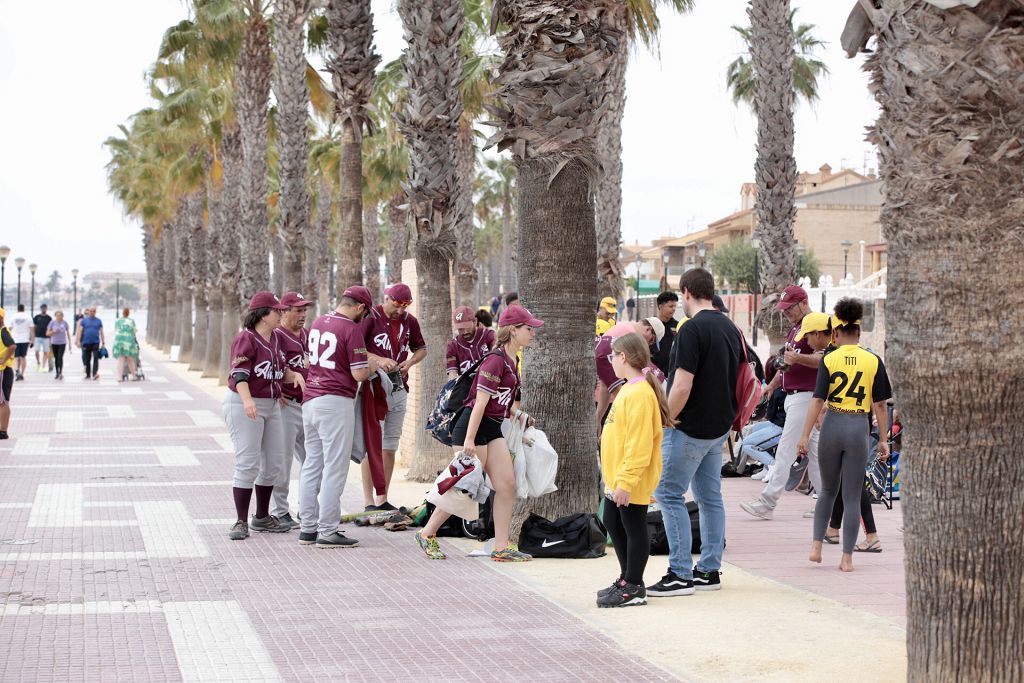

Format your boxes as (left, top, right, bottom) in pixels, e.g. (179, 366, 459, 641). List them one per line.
(33, 314, 52, 337)
(651, 316, 679, 377)
(671, 309, 743, 439)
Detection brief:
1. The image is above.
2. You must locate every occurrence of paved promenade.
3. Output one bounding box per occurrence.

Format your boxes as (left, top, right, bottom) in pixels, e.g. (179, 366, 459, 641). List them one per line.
(0, 345, 907, 682)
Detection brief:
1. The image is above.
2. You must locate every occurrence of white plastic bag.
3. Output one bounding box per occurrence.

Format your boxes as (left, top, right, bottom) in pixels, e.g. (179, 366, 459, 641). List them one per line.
(505, 416, 530, 499)
(523, 426, 559, 497)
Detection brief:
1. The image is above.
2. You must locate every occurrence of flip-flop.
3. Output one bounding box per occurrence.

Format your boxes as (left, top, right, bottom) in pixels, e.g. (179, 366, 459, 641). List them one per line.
(854, 540, 883, 553)
(823, 534, 840, 545)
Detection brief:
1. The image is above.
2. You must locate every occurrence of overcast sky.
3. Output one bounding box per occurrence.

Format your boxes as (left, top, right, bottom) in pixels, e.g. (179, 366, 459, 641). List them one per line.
(0, 1, 876, 282)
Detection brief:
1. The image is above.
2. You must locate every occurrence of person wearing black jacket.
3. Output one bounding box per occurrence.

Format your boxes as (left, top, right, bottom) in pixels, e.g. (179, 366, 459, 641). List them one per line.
(650, 291, 679, 376)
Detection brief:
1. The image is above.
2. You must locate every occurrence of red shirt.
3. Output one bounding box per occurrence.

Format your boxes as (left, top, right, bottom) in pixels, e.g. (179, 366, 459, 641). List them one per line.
(273, 326, 309, 402)
(467, 351, 520, 419)
(304, 313, 369, 400)
(446, 328, 497, 374)
(362, 305, 426, 363)
(228, 329, 285, 399)
(781, 323, 818, 393)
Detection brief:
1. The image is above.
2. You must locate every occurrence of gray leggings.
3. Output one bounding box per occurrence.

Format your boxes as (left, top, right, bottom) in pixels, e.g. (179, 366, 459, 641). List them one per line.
(813, 410, 871, 553)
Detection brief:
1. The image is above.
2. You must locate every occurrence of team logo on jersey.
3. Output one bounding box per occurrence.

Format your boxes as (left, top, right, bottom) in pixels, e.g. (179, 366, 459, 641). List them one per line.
(374, 332, 392, 353)
(459, 359, 472, 373)
(495, 387, 514, 407)
(456, 312, 466, 321)
(254, 360, 284, 381)
(231, 355, 249, 366)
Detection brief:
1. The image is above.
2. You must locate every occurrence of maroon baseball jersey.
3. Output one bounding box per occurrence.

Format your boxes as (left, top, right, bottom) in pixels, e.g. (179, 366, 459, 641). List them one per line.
(446, 327, 497, 374)
(304, 313, 369, 400)
(228, 329, 285, 399)
(466, 351, 520, 419)
(362, 305, 426, 363)
(595, 333, 665, 391)
(782, 324, 818, 393)
(273, 326, 309, 402)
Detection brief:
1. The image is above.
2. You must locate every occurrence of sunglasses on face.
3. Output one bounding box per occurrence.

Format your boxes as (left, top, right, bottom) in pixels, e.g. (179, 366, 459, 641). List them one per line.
(392, 300, 412, 309)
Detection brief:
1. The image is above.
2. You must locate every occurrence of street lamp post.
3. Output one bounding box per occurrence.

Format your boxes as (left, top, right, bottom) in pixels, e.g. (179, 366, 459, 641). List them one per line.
(661, 250, 670, 293)
(858, 240, 866, 282)
(0, 245, 9, 307)
(634, 254, 642, 299)
(29, 263, 37, 312)
(15, 257, 25, 308)
(698, 242, 707, 269)
(751, 235, 761, 347)
(72, 269, 80, 324)
(841, 239, 853, 284)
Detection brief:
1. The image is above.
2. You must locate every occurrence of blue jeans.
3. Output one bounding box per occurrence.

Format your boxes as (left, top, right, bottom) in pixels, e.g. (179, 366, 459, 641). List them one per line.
(740, 422, 783, 467)
(655, 428, 728, 579)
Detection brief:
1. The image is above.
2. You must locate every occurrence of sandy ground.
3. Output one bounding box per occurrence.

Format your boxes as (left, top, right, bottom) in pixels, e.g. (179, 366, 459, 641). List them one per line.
(155, 343, 908, 682)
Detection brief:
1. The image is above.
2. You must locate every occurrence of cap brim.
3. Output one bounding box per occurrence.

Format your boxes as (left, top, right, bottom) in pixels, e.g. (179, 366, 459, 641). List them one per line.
(774, 299, 800, 311)
(271, 303, 289, 310)
(794, 329, 806, 341)
(526, 317, 545, 327)
(601, 306, 617, 313)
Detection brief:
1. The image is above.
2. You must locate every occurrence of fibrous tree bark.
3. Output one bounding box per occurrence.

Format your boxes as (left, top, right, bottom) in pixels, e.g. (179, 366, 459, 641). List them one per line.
(273, 0, 312, 292)
(309, 174, 333, 310)
(863, 1, 1024, 679)
(188, 189, 208, 372)
(326, 0, 380, 287)
(749, 0, 798, 347)
(396, 0, 467, 481)
(363, 203, 382, 301)
(219, 126, 244, 384)
(454, 119, 478, 305)
(486, 0, 620, 525)
(386, 193, 409, 283)
(203, 150, 223, 378)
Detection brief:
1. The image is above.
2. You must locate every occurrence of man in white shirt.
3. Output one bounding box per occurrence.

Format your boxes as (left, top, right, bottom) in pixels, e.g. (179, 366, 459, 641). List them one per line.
(8, 305, 32, 381)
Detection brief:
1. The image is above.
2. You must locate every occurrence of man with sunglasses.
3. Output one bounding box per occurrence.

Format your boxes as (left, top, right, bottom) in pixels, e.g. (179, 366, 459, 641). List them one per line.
(360, 282, 427, 511)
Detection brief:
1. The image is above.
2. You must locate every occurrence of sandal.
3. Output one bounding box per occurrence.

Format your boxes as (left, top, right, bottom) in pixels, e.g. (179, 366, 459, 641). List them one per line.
(823, 533, 840, 545)
(854, 539, 883, 553)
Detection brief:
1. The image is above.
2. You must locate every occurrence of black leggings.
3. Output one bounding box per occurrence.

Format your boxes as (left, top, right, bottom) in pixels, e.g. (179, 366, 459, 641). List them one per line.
(82, 344, 99, 377)
(829, 482, 877, 535)
(52, 344, 66, 375)
(602, 501, 650, 585)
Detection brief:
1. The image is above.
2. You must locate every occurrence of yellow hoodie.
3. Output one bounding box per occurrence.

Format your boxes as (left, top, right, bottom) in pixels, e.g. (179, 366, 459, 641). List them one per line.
(600, 378, 663, 505)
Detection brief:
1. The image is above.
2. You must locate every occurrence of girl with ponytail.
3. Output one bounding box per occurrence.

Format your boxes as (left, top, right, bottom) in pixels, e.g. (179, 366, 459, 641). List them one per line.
(596, 332, 675, 608)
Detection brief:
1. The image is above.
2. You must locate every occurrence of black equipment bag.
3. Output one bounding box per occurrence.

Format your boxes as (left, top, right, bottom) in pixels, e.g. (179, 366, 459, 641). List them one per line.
(519, 513, 607, 559)
(648, 501, 712, 555)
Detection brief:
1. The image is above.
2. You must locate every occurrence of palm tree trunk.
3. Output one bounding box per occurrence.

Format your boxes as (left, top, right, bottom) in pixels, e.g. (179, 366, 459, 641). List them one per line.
(188, 191, 208, 372)
(868, 2, 1024, 678)
(337, 126, 363, 286)
(386, 194, 409, 282)
(454, 119, 477, 305)
(236, 15, 272, 300)
(363, 203, 381, 300)
(274, 0, 311, 292)
(218, 126, 243, 383)
(749, 0, 798, 347)
(272, 231, 286, 294)
(594, 4, 628, 303)
(501, 187, 514, 293)
(219, 300, 239, 386)
(310, 174, 333, 310)
(159, 222, 175, 353)
(202, 286, 223, 378)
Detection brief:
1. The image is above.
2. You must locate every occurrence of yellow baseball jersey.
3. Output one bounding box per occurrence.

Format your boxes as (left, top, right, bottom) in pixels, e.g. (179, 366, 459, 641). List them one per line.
(813, 344, 892, 413)
(595, 317, 615, 337)
(0, 327, 14, 370)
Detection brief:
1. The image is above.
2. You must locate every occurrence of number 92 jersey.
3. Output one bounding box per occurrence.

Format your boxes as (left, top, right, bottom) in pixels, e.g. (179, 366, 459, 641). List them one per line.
(303, 313, 370, 401)
(814, 344, 892, 413)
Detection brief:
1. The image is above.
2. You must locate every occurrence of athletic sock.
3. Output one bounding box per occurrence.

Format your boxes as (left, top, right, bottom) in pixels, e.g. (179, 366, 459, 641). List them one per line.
(232, 487, 253, 521)
(253, 485, 273, 519)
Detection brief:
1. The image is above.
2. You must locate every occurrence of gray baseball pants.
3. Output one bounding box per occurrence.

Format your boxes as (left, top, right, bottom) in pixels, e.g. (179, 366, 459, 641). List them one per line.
(222, 392, 283, 489)
(299, 394, 355, 536)
(271, 399, 306, 518)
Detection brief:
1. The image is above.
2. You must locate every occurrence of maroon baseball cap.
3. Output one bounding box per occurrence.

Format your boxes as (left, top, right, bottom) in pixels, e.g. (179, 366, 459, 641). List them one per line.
(384, 283, 413, 302)
(452, 306, 476, 328)
(341, 285, 373, 309)
(499, 306, 544, 328)
(280, 291, 314, 308)
(248, 291, 288, 311)
(774, 285, 808, 311)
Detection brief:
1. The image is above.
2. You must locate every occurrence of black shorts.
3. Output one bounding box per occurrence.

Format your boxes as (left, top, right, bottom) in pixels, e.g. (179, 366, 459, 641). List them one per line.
(14, 343, 29, 358)
(1, 367, 12, 403)
(450, 409, 504, 446)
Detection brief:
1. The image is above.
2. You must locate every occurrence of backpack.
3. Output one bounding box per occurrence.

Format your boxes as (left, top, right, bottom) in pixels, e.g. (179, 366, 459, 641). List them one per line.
(461, 490, 496, 540)
(648, 502, 705, 555)
(519, 513, 607, 559)
(425, 351, 501, 446)
(732, 331, 762, 432)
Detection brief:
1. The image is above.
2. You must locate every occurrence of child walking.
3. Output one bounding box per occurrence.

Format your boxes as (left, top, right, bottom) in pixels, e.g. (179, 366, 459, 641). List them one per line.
(597, 332, 675, 607)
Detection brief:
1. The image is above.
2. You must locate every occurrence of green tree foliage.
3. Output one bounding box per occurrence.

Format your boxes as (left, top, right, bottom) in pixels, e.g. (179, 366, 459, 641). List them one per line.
(710, 239, 818, 292)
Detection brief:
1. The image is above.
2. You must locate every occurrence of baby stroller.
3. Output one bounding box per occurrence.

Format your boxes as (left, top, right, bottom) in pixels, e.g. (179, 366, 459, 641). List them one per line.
(133, 355, 146, 381)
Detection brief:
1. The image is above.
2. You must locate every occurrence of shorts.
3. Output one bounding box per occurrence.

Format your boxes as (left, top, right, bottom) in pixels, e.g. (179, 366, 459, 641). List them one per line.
(450, 409, 504, 447)
(1, 367, 12, 403)
(35, 338, 51, 353)
(14, 343, 29, 358)
(381, 388, 408, 451)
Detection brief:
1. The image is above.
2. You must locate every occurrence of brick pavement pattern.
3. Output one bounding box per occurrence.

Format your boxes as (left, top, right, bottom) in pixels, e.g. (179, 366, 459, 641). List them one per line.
(0, 350, 676, 682)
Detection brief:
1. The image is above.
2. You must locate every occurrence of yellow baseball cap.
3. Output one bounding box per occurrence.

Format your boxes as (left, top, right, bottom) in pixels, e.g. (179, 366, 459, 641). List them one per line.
(794, 312, 831, 341)
(832, 314, 862, 329)
(0, 307, 5, 318)
(600, 297, 617, 313)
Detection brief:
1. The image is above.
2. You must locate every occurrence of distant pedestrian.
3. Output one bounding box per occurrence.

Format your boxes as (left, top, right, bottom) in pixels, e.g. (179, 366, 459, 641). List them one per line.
(596, 296, 617, 337)
(46, 311, 71, 381)
(9, 304, 31, 382)
(75, 307, 105, 380)
(648, 268, 743, 597)
(224, 292, 304, 541)
(0, 307, 15, 439)
(490, 295, 501, 316)
(475, 308, 493, 329)
(270, 291, 314, 530)
(650, 292, 680, 376)
(447, 306, 496, 379)
(504, 291, 519, 309)
(597, 332, 674, 608)
(298, 285, 376, 548)
(625, 297, 636, 322)
(113, 308, 140, 382)
(32, 304, 53, 372)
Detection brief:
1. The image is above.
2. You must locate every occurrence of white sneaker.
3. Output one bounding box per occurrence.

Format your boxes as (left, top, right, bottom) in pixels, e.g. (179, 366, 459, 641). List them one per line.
(751, 466, 771, 482)
(740, 499, 774, 520)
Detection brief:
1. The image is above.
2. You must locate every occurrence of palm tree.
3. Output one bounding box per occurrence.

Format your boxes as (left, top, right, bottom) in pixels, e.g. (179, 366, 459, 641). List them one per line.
(595, 0, 694, 301)
(725, 8, 829, 110)
(486, 1, 620, 518)
(395, 0, 467, 481)
(856, 1, 1024, 676)
(324, 0, 380, 287)
(479, 156, 516, 294)
(273, 0, 312, 291)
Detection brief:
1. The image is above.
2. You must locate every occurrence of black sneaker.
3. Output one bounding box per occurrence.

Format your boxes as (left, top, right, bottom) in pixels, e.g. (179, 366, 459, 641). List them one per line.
(316, 531, 359, 549)
(692, 567, 721, 591)
(298, 531, 317, 545)
(364, 504, 379, 512)
(646, 570, 695, 597)
(275, 513, 297, 531)
(597, 576, 624, 598)
(597, 580, 647, 608)
(250, 514, 289, 533)
(375, 501, 398, 512)
(0, 431, 8, 440)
